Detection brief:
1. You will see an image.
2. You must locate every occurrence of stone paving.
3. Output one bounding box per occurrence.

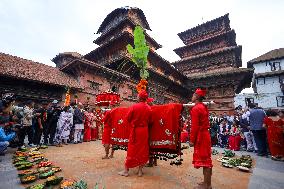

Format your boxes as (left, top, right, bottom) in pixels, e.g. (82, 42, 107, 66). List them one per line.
(213, 147, 284, 189)
(0, 144, 283, 189)
(0, 148, 23, 189)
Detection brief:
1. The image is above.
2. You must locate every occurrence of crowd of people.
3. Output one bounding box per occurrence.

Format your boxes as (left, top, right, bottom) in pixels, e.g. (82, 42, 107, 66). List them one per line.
(0, 93, 105, 155)
(1, 89, 283, 189)
(208, 104, 284, 161)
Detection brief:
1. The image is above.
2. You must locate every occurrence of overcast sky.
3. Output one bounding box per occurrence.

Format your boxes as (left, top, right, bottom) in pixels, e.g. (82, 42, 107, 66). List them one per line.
(0, 0, 283, 92)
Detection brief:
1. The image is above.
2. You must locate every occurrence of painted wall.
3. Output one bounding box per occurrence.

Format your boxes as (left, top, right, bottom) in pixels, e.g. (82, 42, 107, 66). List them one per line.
(236, 58, 284, 109)
(253, 58, 284, 74)
(234, 92, 283, 109)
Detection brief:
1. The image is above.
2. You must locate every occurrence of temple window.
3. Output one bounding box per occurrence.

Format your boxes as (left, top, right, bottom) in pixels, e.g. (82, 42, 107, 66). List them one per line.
(87, 80, 100, 92)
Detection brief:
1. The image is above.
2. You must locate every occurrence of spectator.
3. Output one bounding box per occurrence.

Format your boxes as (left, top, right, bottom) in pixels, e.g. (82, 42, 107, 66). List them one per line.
(73, 102, 84, 144)
(0, 126, 15, 155)
(54, 106, 73, 147)
(240, 111, 255, 152)
(47, 102, 61, 145)
(249, 104, 268, 156)
(218, 119, 230, 147)
(18, 100, 34, 148)
(228, 121, 242, 151)
(33, 101, 49, 146)
(263, 110, 284, 161)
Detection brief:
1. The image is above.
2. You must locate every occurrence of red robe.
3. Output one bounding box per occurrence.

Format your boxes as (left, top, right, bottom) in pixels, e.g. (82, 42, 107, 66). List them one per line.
(83, 112, 94, 142)
(181, 124, 189, 143)
(125, 102, 152, 169)
(102, 110, 112, 145)
(190, 102, 213, 169)
(264, 117, 284, 157)
(228, 127, 242, 151)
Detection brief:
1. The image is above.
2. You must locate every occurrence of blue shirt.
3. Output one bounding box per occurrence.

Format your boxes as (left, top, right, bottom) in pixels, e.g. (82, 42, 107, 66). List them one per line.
(249, 108, 266, 130)
(0, 128, 15, 142)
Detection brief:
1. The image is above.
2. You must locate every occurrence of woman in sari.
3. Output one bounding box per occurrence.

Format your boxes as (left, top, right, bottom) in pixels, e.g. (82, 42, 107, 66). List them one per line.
(55, 106, 73, 147)
(83, 107, 95, 142)
(263, 110, 284, 161)
(95, 109, 103, 140)
(228, 121, 242, 151)
(91, 108, 98, 141)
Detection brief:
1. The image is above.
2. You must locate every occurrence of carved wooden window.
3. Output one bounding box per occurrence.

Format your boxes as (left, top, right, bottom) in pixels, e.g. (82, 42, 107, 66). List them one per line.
(270, 62, 281, 71)
(87, 80, 100, 92)
(257, 77, 265, 85)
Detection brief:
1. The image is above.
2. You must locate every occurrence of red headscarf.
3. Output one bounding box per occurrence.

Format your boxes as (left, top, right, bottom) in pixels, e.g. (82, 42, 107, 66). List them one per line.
(138, 90, 148, 101)
(195, 88, 206, 97)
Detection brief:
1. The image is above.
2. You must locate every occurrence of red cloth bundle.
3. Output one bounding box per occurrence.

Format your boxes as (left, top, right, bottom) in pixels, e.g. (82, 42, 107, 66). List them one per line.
(109, 107, 130, 146)
(150, 103, 183, 150)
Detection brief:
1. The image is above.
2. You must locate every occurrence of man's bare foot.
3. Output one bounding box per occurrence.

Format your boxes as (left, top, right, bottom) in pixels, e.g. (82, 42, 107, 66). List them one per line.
(145, 163, 153, 167)
(109, 155, 114, 158)
(118, 171, 129, 177)
(102, 156, 109, 159)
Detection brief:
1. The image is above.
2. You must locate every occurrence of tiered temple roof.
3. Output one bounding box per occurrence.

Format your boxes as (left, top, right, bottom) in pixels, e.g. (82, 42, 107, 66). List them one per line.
(85, 7, 189, 92)
(173, 13, 253, 91)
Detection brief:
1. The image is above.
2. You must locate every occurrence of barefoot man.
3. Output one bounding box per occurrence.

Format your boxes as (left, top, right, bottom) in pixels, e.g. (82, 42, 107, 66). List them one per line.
(189, 88, 213, 189)
(102, 109, 114, 159)
(118, 90, 152, 177)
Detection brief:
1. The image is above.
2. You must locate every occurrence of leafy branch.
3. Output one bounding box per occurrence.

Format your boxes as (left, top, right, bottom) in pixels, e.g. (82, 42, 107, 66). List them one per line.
(126, 26, 150, 79)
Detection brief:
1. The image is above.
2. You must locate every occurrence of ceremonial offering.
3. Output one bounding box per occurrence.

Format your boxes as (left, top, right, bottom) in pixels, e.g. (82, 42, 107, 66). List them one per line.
(20, 175, 37, 184)
(38, 161, 52, 168)
(222, 163, 234, 168)
(45, 176, 63, 186)
(39, 170, 55, 179)
(60, 180, 75, 189)
(237, 166, 250, 172)
(26, 183, 45, 189)
(17, 163, 33, 170)
(38, 167, 51, 173)
(51, 166, 62, 173)
(18, 170, 38, 177)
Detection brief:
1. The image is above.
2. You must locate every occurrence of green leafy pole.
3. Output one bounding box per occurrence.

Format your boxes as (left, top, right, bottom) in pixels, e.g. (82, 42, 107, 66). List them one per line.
(126, 26, 150, 79)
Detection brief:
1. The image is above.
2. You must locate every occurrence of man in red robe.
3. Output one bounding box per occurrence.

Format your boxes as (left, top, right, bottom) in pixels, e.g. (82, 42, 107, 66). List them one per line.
(189, 88, 213, 189)
(102, 109, 114, 159)
(118, 90, 152, 177)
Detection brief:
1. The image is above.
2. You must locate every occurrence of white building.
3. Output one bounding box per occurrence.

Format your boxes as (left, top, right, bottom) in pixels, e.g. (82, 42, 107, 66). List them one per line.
(234, 48, 284, 109)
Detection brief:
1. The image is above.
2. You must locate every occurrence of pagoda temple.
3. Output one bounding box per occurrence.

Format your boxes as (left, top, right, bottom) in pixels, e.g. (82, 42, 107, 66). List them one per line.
(173, 14, 253, 114)
(52, 7, 189, 106)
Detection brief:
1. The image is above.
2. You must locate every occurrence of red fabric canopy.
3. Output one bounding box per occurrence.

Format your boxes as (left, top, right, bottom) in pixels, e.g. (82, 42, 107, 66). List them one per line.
(95, 91, 120, 106)
(108, 103, 183, 154)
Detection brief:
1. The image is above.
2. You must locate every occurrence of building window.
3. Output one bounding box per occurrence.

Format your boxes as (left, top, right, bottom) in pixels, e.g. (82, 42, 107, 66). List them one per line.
(270, 62, 281, 71)
(279, 75, 284, 84)
(87, 80, 100, 92)
(245, 98, 254, 106)
(131, 87, 138, 98)
(276, 96, 284, 107)
(257, 77, 265, 85)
